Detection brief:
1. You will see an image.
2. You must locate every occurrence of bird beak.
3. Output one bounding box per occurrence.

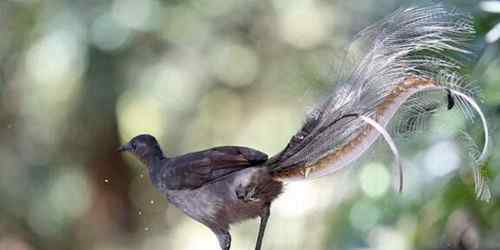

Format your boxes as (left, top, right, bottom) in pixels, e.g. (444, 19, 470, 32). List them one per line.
(117, 143, 133, 152)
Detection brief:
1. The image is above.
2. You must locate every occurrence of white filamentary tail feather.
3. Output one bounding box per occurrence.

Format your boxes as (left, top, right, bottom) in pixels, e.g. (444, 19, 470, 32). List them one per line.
(271, 5, 491, 201)
(360, 115, 403, 193)
(460, 131, 492, 202)
(449, 89, 489, 162)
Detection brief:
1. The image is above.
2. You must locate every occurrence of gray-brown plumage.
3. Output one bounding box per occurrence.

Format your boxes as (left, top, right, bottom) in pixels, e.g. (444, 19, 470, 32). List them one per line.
(118, 4, 490, 250)
(118, 134, 282, 250)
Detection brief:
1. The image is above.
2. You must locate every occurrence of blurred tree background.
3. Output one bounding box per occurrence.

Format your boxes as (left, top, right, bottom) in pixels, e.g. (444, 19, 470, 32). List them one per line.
(0, 0, 499, 250)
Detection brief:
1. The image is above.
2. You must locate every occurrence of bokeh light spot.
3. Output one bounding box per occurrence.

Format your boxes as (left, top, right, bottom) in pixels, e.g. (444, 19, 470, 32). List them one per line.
(25, 30, 85, 86)
(350, 199, 380, 231)
(274, 181, 319, 218)
(369, 227, 410, 250)
(208, 41, 260, 87)
(360, 162, 390, 198)
(112, 0, 160, 31)
(160, 6, 213, 46)
(90, 13, 131, 51)
(28, 168, 92, 237)
(424, 141, 460, 177)
(275, 0, 333, 48)
(117, 93, 166, 142)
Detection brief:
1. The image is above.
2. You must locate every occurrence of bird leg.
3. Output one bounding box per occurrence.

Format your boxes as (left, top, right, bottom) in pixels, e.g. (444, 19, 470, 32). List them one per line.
(254, 203, 271, 250)
(213, 228, 231, 250)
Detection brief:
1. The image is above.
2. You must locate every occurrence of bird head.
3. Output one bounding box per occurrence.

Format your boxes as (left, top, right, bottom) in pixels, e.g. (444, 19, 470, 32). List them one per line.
(118, 134, 165, 164)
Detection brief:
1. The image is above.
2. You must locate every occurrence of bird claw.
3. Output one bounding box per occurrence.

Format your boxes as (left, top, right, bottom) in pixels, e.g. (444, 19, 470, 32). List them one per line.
(235, 185, 259, 202)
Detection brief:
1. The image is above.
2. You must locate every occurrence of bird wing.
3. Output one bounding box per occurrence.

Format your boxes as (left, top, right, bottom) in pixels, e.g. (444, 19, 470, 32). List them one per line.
(164, 146, 268, 190)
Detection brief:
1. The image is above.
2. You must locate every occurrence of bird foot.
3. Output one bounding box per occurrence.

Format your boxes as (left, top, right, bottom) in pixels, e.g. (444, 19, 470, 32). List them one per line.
(235, 184, 259, 202)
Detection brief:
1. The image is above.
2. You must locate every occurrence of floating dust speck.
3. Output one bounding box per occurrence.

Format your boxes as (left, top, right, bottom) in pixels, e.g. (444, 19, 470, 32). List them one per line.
(104, 178, 110, 183)
(7, 124, 13, 129)
(149, 200, 155, 205)
(139, 173, 144, 179)
(138, 210, 143, 216)
(144, 227, 150, 231)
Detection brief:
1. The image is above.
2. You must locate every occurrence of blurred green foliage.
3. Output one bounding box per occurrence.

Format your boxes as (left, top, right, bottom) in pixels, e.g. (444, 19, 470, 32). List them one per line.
(0, 0, 499, 250)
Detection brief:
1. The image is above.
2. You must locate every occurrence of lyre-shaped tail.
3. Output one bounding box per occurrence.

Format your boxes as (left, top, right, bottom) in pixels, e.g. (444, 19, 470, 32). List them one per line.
(268, 5, 490, 200)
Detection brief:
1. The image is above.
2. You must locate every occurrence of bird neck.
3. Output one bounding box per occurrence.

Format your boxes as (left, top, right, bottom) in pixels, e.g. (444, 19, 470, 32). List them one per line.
(144, 153, 166, 167)
(139, 146, 167, 168)
(146, 153, 170, 187)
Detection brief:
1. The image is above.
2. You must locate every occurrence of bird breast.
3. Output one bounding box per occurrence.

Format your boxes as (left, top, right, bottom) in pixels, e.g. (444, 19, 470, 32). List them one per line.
(165, 167, 282, 228)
